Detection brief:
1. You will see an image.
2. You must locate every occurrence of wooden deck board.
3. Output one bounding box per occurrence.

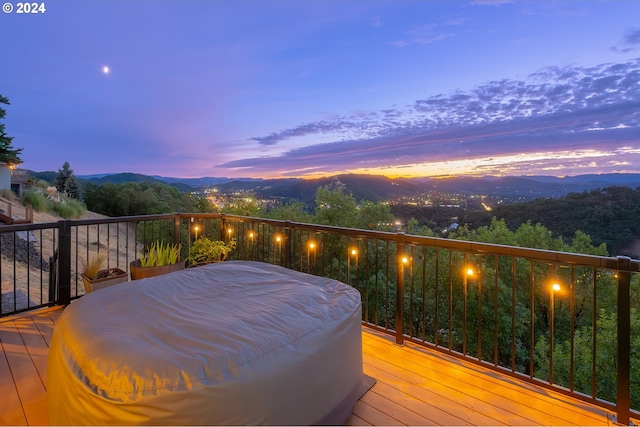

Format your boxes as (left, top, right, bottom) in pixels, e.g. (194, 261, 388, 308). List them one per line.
(344, 413, 373, 426)
(31, 310, 56, 347)
(0, 306, 627, 426)
(14, 317, 49, 387)
(0, 318, 48, 425)
(363, 337, 516, 425)
(0, 332, 27, 425)
(363, 329, 614, 426)
(358, 388, 440, 426)
(352, 400, 404, 426)
(364, 337, 529, 424)
(361, 366, 473, 426)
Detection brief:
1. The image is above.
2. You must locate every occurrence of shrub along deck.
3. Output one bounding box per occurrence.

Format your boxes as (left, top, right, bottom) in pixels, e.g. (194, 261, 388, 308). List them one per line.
(0, 306, 621, 426)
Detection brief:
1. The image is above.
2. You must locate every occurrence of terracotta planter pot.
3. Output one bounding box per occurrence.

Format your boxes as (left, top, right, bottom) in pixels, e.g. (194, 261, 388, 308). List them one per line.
(82, 268, 128, 293)
(129, 259, 185, 280)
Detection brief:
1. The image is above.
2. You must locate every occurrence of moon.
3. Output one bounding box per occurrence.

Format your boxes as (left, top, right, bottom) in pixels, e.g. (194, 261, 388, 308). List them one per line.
(102, 66, 110, 74)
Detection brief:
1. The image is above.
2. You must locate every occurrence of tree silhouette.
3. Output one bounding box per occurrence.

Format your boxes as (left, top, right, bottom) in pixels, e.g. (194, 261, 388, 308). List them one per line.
(54, 162, 80, 199)
(0, 94, 23, 165)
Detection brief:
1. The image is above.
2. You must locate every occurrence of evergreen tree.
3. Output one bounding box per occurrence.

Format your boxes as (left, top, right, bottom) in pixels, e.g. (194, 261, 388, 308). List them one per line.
(0, 94, 23, 165)
(54, 162, 80, 199)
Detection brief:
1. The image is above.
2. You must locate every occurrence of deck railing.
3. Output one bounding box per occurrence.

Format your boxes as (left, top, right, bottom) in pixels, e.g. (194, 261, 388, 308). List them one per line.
(1, 212, 639, 423)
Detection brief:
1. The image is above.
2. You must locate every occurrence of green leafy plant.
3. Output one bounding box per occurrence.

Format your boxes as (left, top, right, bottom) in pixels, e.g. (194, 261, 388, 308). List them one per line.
(186, 237, 236, 266)
(80, 253, 108, 280)
(138, 241, 181, 267)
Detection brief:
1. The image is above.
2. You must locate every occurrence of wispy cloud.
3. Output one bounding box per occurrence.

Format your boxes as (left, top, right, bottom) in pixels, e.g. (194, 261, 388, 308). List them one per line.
(470, 0, 515, 6)
(612, 28, 640, 53)
(370, 16, 382, 28)
(388, 17, 467, 48)
(221, 58, 640, 177)
(250, 116, 384, 146)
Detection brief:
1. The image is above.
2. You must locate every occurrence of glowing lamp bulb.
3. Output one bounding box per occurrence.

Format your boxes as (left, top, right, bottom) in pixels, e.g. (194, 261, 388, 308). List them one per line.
(401, 256, 409, 264)
(351, 249, 358, 256)
(552, 283, 561, 292)
(466, 268, 474, 276)
(309, 242, 315, 249)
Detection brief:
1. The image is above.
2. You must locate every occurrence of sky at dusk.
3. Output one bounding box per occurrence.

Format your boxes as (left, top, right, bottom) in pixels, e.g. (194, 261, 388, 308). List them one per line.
(1, 0, 640, 179)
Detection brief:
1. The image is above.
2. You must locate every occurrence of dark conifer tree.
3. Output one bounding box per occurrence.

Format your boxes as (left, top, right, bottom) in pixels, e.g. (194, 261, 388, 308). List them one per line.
(0, 94, 23, 165)
(54, 162, 80, 199)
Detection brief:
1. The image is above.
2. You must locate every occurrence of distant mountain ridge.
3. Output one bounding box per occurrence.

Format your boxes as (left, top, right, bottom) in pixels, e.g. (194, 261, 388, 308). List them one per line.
(62, 172, 640, 202)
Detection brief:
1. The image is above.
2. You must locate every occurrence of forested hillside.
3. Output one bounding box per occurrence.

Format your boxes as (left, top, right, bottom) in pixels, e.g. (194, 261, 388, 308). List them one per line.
(83, 182, 213, 216)
(459, 186, 640, 257)
(78, 175, 640, 257)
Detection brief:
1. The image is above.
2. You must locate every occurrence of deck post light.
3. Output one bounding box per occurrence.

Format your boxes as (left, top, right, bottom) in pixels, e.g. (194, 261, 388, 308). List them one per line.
(395, 253, 410, 345)
(307, 241, 316, 273)
(248, 231, 256, 260)
(275, 234, 282, 264)
(463, 265, 475, 356)
(347, 247, 359, 288)
(550, 282, 561, 383)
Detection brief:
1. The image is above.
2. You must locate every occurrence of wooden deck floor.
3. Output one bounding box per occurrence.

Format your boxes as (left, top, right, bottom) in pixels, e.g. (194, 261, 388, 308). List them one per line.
(0, 306, 621, 426)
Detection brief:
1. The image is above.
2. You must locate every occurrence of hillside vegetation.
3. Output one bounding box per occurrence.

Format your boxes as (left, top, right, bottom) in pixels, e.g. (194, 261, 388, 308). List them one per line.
(83, 182, 211, 216)
(459, 186, 640, 257)
(37, 170, 640, 258)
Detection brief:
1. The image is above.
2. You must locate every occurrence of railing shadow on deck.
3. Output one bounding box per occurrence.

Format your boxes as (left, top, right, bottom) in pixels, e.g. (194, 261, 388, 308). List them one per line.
(1, 212, 639, 424)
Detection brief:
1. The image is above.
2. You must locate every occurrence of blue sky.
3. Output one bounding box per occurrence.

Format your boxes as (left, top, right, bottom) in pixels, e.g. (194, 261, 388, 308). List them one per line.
(1, 0, 639, 178)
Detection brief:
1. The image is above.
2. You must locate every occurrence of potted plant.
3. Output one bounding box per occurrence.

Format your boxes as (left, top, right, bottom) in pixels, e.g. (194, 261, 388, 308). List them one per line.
(130, 241, 184, 280)
(186, 237, 236, 267)
(80, 253, 128, 293)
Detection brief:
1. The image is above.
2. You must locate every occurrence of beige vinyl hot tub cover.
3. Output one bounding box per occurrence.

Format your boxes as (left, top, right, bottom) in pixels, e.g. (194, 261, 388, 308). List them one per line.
(47, 261, 363, 425)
